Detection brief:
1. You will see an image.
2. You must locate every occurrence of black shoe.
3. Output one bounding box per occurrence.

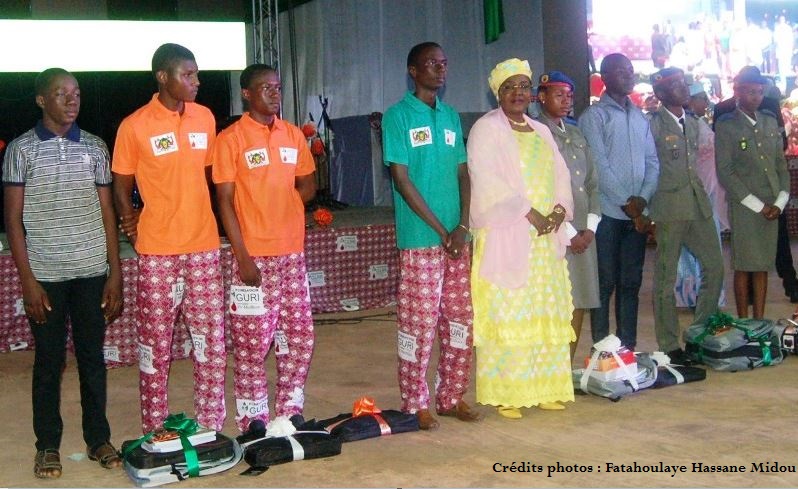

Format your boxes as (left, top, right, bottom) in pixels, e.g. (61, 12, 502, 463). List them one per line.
(790, 290, 798, 304)
(666, 348, 692, 366)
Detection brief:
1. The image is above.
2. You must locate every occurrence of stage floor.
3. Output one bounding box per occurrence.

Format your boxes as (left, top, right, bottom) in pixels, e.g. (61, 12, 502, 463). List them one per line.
(0, 243, 797, 488)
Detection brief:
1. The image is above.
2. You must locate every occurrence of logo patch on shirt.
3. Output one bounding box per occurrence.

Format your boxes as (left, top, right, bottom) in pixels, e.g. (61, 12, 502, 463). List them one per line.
(150, 132, 178, 156)
(188, 132, 208, 149)
(444, 129, 456, 147)
(409, 126, 433, 147)
(279, 147, 298, 164)
(245, 148, 270, 169)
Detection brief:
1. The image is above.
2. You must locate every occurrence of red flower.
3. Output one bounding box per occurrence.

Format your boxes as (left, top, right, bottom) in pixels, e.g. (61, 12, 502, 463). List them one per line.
(301, 122, 317, 138)
(313, 208, 333, 227)
(310, 138, 326, 156)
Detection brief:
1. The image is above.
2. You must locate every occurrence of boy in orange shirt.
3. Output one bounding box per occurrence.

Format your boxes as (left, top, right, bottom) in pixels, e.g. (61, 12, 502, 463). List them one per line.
(212, 64, 316, 432)
(111, 43, 226, 433)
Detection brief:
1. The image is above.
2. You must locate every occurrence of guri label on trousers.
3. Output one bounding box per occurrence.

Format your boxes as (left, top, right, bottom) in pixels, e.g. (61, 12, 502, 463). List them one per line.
(229, 285, 266, 316)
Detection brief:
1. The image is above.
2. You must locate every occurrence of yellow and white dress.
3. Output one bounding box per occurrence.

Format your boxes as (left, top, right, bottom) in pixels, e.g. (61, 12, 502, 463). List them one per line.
(472, 130, 575, 407)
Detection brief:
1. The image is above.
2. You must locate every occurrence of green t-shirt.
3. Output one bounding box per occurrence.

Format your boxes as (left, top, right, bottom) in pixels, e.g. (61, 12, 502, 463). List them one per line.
(382, 91, 466, 249)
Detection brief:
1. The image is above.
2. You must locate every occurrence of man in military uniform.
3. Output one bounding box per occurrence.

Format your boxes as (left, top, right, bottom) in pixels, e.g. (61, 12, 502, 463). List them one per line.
(648, 67, 723, 364)
(715, 67, 791, 319)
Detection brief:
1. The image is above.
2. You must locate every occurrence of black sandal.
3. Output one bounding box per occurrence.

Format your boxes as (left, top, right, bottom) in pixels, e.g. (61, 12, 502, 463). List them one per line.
(34, 449, 62, 479)
(87, 442, 122, 469)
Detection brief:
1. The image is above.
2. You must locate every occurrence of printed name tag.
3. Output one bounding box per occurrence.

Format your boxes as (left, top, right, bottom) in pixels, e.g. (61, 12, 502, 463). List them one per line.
(138, 343, 157, 374)
(279, 147, 298, 164)
(449, 321, 469, 350)
(336, 235, 358, 252)
(409, 126, 433, 147)
(340, 297, 360, 311)
(171, 278, 185, 310)
(188, 132, 208, 149)
(245, 148, 270, 169)
(237, 398, 269, 418)
(229, 285, 266, 316)
(398, 331, 419, 362)
(444, 129, 456, 147)
(274, 330, 289, 356)
(369, 264, 389, 280)
(103, 346, 120, 363)
(306, 270, 326, 288)
(150, 132, 178, 156)
(191, 333, 208, 362)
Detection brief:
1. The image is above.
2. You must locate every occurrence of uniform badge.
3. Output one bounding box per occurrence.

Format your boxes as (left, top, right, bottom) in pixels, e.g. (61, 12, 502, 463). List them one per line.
(409, 126, 433, 147)
(244, 148, 269, 169)
(444, 129, 456, 147)
(671, 148, 680, 160)
(188, 132, 208, 149)
(739, 138, 748, 151)
(149, 132, 178, 156)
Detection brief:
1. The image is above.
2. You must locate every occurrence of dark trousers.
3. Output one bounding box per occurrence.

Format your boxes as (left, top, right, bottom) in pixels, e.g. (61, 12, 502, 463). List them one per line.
(590, 215, 648, 349)
(31, 275, 111, 451)
(776, 212, 797, 293)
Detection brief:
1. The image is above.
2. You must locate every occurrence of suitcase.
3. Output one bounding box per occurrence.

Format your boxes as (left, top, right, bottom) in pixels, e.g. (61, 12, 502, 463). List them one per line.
(122, 433, 242, 487)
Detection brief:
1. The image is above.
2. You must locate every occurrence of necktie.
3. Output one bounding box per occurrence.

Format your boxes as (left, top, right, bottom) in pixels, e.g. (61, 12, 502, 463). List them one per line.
(678, 116, 685, 135)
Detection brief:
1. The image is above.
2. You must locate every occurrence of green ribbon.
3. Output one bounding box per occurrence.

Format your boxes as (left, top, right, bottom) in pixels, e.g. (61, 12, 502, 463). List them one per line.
(121, 412, 201, 477)
(695, 313, 772, 366)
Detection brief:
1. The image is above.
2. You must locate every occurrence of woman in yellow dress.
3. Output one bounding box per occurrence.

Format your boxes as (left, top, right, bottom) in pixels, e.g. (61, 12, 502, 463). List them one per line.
(467, 59, 575, 418)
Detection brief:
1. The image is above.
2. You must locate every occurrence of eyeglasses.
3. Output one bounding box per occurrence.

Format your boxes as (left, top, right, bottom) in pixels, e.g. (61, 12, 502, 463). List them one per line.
(500, 83, 533, 93)
(422, 59, 448, 70)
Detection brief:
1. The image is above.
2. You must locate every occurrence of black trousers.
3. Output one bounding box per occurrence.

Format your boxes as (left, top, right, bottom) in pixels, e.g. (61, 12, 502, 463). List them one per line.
(31, 275, 111, 451)
(776, 212, 797, 293)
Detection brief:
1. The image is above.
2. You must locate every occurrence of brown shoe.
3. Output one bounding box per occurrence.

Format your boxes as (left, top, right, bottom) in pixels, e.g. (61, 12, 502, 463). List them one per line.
(34, 449, 62, 479)
(437, 400, 484, 422)
(416, 408, 440, 430)
(87, 442, 122, 469)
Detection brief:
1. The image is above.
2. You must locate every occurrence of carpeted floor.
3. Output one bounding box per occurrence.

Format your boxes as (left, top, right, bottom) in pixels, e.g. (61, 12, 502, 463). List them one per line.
(1, 243, 797, 488)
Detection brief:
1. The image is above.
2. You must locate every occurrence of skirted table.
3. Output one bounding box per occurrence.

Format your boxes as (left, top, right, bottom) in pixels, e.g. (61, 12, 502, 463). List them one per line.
(0, 207, 399, 367)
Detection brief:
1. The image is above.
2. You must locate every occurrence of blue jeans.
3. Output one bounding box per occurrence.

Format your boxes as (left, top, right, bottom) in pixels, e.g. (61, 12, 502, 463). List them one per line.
(590, 215, 647, 349)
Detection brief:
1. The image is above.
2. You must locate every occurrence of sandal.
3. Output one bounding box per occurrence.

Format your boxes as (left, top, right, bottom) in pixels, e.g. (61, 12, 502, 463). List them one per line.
(87, 442, 122, 469)
(34, 449, 62, 479)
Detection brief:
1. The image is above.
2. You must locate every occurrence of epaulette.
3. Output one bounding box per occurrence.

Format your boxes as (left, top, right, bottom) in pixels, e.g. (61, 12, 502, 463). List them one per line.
(759, 108, 777, 119)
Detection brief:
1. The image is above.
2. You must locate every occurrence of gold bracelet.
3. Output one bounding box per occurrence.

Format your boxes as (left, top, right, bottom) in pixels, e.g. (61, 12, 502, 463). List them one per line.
(457, 224, 470, 233)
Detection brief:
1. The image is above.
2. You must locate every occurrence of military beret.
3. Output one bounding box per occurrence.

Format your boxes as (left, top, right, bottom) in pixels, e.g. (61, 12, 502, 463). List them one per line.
(733, 65, 768, 85)
(689, 82, 706, 97)
(650, 67, 684, 88)
(538, 71, 574, 91)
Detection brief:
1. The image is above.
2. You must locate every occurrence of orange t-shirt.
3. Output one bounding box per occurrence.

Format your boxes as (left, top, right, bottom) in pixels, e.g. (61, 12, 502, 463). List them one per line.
(211, 113, 315, 256)
(112, 94, 220, 255)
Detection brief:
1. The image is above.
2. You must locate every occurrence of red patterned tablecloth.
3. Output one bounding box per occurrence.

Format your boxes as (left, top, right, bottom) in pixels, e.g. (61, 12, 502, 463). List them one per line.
(0, 222, 398, 366)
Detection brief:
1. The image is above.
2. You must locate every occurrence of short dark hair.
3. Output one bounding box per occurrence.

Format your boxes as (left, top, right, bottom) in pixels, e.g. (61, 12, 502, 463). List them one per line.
(35, 68, 72, 96)
(407, 42, 441, 68)
(240, 63, 277, 90)
(151, 43, 195, 77)
(599, 52, 629, 74)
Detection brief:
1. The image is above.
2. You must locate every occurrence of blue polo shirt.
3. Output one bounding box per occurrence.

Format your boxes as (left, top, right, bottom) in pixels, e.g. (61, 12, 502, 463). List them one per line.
(382, 91, 466, 249)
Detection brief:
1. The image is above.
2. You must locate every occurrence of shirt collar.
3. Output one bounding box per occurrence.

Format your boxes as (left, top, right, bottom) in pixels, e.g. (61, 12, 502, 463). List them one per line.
(148, 93, 198, 119)
(241, 112, 286, 132)
(600, 92, 633, 111)
(662, 106, 685, 126)
(538, 111, 566, 132)
(35, 120, 81, 142)
(404, 91, 442, 113)
(737, 107, 757, 126)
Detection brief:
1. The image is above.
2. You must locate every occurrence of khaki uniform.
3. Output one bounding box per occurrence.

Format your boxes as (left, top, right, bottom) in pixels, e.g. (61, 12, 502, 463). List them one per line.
(715, 109, 790, 271)
(535, 113, 600, 309)
(649, 108, 723, 352)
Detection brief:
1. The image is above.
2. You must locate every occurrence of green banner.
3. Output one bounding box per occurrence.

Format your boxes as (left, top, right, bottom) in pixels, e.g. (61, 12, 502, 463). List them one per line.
(484, 0, 505, 44)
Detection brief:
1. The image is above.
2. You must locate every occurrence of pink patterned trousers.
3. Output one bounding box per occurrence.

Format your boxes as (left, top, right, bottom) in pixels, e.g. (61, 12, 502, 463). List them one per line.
(229, 253, 314, 432)
(396, 245, 474, 414)
(136, 250, 227, 433)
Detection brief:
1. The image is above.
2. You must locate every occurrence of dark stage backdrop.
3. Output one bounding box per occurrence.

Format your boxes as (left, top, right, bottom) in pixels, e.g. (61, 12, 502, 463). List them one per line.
(0, 70, 232, 231)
